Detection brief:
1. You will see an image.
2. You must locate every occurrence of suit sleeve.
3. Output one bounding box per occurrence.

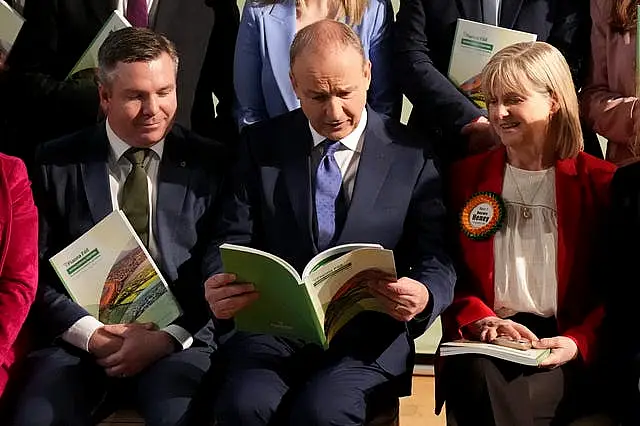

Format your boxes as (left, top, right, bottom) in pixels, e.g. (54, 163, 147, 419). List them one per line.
(5, 0, 100, 143)
(191, 0, 241, 146)
(579, 0, 639, 151)
(365, 0, 401, 118)
(546, 0, 591, 89)
(234, 4, 269, 129)
(405, 153, 457, 330)
(393, 0, 482, 135)
(32, 161, 92, 339)
(0, 158, 38, 365)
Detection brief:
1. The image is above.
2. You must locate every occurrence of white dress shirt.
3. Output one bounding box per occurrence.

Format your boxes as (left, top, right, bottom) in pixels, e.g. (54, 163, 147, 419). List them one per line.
(117, 0, 159, 27)
(61, 120, 193, 352)
(493, 165, 558, 318)
(308, 108, 367, 203)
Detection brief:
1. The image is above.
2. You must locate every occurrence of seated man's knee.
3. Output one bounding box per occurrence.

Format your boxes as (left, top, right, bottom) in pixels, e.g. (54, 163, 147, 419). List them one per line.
(213, 383, 281, 426)
(289, 382, 365, 426)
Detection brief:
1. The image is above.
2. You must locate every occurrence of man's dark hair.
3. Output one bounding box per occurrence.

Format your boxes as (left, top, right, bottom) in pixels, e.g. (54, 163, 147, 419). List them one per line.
(97, 27, 179, 86)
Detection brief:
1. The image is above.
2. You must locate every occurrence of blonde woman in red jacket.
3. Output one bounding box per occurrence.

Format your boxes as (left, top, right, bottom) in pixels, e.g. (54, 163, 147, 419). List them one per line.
(438, 42, 616, 426)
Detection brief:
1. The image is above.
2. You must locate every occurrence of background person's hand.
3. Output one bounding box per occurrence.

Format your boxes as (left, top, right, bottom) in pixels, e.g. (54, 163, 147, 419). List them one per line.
(96, 323, 173, 378)
(533, 336, 578, 369)
(204, 273, 258, 319)
(466, 316, 538, 343)
(461, 116, 500, 155)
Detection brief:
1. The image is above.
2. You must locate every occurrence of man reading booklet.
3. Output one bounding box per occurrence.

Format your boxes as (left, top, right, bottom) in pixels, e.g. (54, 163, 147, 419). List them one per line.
(7, 29, 247, 426)
(204, 20, 456, 426)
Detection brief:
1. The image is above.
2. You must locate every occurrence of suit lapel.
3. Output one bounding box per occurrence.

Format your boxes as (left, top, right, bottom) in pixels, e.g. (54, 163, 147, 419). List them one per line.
(155, 130, 190, 274)
(554, 157, 579, 310)
(461, 148, 506, 306)
(264, 1, 299, 111)
(153, 0, 181, 31)
(281, 111, 315, 250)
(81, 127, 112, 224)
(88, 0, 117, 24)
(499, 0, 524, 28)
(337, 110, 393, 244)
(456, 0, 482, 21)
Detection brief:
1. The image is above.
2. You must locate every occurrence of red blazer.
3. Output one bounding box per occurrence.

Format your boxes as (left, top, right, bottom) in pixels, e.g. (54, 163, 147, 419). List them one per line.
(443, 147, 615, 365)
(0, 154, 38, 397)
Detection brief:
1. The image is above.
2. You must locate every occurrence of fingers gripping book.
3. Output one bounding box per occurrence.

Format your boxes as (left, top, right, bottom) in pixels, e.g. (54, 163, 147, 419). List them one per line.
(219, 243, 397, 347)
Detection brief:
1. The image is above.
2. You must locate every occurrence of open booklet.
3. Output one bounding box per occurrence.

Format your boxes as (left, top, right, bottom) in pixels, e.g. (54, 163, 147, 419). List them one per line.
(67, 10, 131, 78)
(448, 18, 537, 109)
(440, 340, 550, 367)
(0, 0, 24, 66)
(49, 210, 182, 328)
(219, 243, 396, 347)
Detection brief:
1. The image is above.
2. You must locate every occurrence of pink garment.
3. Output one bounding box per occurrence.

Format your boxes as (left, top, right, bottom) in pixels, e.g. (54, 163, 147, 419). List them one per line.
(580, 0, 639, 165)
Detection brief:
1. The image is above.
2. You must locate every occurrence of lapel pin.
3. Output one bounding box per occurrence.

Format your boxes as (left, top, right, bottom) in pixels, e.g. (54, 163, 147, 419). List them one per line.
(460, 191, 505, 240)
(180, 161, 186, 168)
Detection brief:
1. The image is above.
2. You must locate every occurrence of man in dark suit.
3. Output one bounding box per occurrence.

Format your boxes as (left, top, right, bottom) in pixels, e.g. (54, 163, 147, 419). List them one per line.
(1, 0, 238, 169)
(6, 28, 246, 426)
(204, 20, 456, 426)
(394, 0, 593, 161)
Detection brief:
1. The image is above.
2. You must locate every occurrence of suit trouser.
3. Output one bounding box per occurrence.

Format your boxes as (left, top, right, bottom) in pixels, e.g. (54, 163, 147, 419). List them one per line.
(212, 312, 412, 426)
(6, 344, 214, 426)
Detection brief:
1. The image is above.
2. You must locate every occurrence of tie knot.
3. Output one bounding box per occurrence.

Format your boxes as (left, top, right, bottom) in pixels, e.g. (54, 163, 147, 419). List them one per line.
(124, 148, 149, 167)
(323, 139, 341, 157)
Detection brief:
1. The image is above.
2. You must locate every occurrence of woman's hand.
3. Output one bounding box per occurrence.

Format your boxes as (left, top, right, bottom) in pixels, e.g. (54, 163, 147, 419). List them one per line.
(466, 316, 538, 343)
(532, 336, 578, 369)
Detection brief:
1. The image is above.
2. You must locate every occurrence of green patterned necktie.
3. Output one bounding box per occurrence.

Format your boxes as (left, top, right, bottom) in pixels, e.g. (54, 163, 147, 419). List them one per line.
(122, 148, 150, 246)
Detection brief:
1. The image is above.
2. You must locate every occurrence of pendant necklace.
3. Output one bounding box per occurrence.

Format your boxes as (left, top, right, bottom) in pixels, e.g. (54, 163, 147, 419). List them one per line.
(507, 165, 549, 220)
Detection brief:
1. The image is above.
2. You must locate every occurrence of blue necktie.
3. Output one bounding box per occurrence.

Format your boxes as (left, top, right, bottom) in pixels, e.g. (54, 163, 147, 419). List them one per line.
(483, 0, 499, 25)
(315, 140, 343, 251)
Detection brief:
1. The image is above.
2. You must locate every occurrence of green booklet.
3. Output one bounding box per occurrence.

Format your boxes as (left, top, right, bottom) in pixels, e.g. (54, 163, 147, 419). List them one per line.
(49, 210, 181, 328)
(440, 340, 551, 366)
(220, 243, 396, 347)
(67, 10, 131, 78)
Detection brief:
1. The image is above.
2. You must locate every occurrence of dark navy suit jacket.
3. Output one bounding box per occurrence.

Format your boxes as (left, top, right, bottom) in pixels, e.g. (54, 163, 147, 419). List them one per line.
(32, 123, 249, 347)
(234, 107, 456, 387)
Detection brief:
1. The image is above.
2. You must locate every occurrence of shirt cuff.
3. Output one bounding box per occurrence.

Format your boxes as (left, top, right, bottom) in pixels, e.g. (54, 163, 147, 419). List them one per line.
(61, 316, 104, 352)
(161, 324, 193, 350)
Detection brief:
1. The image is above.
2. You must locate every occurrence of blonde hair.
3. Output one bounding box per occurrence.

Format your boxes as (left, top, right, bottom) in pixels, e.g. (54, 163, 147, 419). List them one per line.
(255, 0, 367, 26)
(481, 41, 583, 159)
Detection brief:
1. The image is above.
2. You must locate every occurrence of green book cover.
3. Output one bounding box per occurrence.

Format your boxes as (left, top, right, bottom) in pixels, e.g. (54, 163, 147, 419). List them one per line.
(220, 243, 396, 348)
(220, 245, 325, 346)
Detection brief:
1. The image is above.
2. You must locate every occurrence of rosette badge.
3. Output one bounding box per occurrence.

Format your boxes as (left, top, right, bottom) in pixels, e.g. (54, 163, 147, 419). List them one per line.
(460, 192, 505, 240)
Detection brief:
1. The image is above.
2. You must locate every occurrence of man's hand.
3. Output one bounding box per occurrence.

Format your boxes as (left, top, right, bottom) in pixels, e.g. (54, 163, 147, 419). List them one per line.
(533, 336, 578, 369)
(204, 273, 259, 319)
(461, 116, 500, 155)
(95, 323, 175, 378)
(88, 327, 124, 358)
(366, 272, 430, 322)
(466, 316, 538, 343)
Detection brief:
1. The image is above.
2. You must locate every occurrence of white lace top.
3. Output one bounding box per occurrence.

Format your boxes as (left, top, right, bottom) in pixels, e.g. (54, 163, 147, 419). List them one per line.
(493, 164, 558, 318)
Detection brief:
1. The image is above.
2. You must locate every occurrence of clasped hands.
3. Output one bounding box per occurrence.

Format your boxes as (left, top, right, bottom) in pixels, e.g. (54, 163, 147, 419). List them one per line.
(88, 322, 175, 378)
(466, 316, 578, 369)
(204, 270, 430, 323)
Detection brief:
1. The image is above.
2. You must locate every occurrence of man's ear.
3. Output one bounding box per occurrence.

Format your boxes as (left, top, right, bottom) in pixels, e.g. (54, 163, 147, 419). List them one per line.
(97, 83, 111, 114)
(363, 59, 372, 90)
(289, 70, 300, 99)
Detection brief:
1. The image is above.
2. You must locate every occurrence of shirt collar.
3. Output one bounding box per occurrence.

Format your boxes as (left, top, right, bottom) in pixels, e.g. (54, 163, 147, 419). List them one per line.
(106, 119, 165, 163)
(308, 107, 367, 152)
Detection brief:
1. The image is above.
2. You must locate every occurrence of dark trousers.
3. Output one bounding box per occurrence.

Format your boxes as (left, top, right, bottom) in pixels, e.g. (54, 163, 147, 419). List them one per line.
(6, 344, 214, 426)
(212, 312, 412, 426)
(443, 314, 598, 426)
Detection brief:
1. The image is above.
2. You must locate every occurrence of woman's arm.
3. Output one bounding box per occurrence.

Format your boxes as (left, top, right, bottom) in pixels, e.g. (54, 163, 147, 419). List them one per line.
(234, 4, 269, 129)
(580, 0, 640, 148)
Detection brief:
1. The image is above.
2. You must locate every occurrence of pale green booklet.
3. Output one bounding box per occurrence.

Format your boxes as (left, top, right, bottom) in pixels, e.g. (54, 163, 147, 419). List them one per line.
(448, 18, 537, 109)
(49, 210, 181, 328)
(440, 340, 550, 366)
(0, 0, 24, 62)
(67, 10, 130, 78)
(220, 243, 396, 347)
